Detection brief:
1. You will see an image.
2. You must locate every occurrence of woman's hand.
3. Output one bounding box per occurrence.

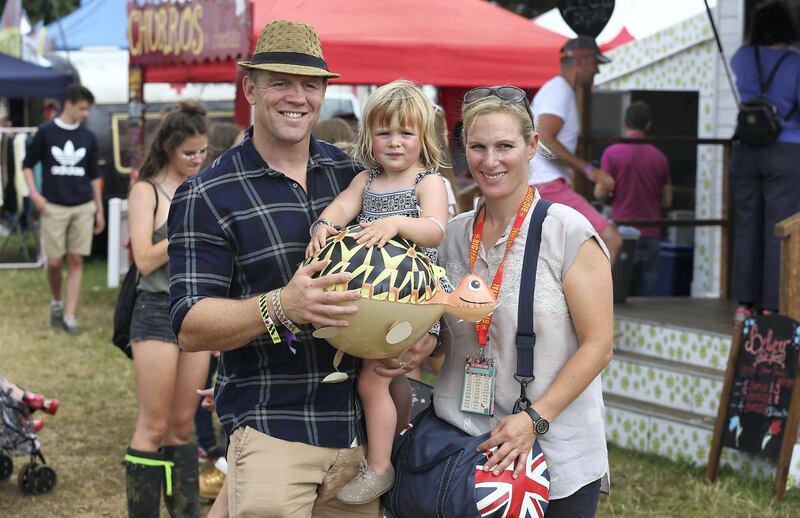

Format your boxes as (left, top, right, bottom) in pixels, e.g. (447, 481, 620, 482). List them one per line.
(306, 224, 339, 259)
(476, 412, 535, 479)
(374, 333, 437, 378)
(355, 217, 400, 248)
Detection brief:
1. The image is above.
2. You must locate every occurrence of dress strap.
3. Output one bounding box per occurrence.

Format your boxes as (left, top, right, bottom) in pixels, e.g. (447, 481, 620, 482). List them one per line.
(414, 168, 441, 185)
(365, 167, 381, 188)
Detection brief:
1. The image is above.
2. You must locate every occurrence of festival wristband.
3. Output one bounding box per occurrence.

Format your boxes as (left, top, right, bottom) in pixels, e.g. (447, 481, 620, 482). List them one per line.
(273, 288, 301, 335)
(583, 163, 594, 177)
(309, 218, 333, 237)
(258, 292, 282, 344)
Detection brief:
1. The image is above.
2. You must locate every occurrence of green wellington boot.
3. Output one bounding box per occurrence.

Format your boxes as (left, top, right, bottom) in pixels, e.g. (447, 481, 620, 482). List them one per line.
(161, 444, 201, 518)
(124, 448, 171, 518)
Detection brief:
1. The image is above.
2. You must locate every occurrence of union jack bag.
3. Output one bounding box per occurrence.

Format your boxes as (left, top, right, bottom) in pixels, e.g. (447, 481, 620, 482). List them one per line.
(383, 405, 550, 518)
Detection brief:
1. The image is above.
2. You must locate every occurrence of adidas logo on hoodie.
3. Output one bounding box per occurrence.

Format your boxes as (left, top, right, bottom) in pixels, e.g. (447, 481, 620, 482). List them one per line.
(50, 140, 86, 176)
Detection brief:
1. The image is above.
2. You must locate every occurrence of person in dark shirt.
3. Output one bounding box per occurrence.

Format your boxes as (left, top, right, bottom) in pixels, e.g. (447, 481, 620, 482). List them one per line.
(730, 1, 800, 319)
(22, 84, 102, 335)
(167, 20, 435, 517)
(596, 101, 672, 295)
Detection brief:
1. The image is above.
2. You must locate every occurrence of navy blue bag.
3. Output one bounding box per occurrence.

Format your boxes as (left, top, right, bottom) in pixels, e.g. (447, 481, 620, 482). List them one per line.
(384, 200, 552, 518)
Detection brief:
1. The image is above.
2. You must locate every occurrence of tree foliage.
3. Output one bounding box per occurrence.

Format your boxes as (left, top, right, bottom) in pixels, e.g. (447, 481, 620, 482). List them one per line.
(0, 0, 81, 25)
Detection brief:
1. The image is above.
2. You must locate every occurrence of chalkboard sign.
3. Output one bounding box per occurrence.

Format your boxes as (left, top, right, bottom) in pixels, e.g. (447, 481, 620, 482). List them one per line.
(557, 0, 615, 38)
(722, 315, 800, 458)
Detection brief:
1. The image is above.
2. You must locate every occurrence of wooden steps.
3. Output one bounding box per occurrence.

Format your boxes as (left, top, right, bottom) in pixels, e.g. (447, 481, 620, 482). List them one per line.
(605, 300, 800, 487)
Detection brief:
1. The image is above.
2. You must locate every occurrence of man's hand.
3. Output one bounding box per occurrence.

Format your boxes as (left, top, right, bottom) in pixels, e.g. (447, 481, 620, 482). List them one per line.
(374, 333, 437, 378)
(94, 211, 106, 235)
(30, 191, 47, 214)
(281, 259, 360, 328)
(587, 167, 615, 196)
(476, 412, 536, 479)
(355, 217, 400, 248)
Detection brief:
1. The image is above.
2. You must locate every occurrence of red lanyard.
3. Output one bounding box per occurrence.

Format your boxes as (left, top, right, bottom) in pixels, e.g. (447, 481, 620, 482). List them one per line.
(469, 187, 535, 347)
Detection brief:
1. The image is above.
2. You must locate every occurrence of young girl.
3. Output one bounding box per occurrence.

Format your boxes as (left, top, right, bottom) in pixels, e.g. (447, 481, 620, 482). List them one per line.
(305, 80, 449, 505)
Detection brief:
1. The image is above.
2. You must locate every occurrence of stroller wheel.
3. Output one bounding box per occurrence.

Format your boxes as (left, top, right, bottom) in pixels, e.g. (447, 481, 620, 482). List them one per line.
(0, 453, 12, 482)
(18, 463, 57, 495)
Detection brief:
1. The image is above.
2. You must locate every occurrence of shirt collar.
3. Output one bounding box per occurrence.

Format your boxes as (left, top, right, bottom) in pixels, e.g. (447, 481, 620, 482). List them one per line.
(470, 188, 542, 252)
(240, 126, 331, 178)
(54, 117, 80, 131)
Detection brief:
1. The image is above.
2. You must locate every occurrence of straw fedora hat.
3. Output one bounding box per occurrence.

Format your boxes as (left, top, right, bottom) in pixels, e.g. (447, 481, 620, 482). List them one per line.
(238, 20, 340, 78)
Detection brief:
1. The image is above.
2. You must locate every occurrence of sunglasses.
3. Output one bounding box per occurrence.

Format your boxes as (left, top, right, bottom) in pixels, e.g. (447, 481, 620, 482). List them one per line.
(463, 86, 534, 126)
(180, 148, 208, 161)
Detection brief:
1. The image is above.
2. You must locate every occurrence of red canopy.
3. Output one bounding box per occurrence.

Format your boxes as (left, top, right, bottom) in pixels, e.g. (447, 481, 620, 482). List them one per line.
(143, 0, 565, 88)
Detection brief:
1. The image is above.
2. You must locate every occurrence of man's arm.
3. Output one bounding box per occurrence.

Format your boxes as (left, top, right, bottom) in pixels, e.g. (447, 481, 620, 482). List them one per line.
(661, 184, 673, 208)
(537, 114, 614, 192)
(22, 130, 47, 213)
(91, 178, 105, 234)
(177, 260, 359, 352)
(23, 168, 47, 214)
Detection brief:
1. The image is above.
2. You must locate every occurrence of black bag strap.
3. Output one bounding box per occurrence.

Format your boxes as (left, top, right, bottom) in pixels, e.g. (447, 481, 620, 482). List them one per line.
(755, 47, 791, 94)
(754, 47, 797, 121)
(512, 198, 551, 413)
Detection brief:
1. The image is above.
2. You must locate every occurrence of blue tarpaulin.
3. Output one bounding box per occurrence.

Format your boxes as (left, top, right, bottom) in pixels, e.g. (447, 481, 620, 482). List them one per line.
(0, 52, 73, 98)
(47, 0, 127, 50)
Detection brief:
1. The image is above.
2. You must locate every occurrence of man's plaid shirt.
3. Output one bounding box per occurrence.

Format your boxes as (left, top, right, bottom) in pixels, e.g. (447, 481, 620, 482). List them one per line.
(168, 132, 364, 447)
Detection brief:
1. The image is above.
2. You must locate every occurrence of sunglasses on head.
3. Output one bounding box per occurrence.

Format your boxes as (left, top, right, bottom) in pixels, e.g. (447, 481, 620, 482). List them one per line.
(463, 86, 534, 126)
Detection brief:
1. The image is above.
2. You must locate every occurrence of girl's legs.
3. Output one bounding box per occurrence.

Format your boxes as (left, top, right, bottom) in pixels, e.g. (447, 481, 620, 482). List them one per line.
(337, 359, 397, 504)
(163, 350, 211, 445)
(130, 340, 181, 451)
(162, 350, 210, 518)
(126, 340, 180, 517)
(359, 359, 395, 474)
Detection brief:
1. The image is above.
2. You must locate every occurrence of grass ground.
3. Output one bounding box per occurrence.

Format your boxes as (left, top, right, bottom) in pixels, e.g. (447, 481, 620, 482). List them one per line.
(1, 261, 799, 517)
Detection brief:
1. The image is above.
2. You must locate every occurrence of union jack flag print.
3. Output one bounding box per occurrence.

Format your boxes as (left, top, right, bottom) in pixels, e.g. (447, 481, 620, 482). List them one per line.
(475, 441, 550, 518)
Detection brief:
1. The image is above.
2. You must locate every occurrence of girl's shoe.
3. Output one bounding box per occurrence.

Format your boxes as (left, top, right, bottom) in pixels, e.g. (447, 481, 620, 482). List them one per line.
(22, 392, 60, 415)
(336, 459, 395, 505)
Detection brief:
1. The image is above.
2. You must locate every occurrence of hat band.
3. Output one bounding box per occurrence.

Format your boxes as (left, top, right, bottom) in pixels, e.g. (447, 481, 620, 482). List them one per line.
(249, 51, 329, 71)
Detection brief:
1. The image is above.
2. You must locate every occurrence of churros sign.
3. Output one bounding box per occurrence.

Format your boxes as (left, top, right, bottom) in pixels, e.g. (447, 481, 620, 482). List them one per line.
(127, 0, 250, 66)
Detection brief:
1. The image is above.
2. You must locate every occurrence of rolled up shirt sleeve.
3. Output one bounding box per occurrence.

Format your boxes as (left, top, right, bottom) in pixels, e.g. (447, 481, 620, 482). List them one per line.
(168, 177, 234, 337)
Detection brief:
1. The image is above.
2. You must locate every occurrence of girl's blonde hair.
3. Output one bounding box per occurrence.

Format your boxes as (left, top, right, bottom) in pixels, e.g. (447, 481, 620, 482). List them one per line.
(353, 80, 446, 171)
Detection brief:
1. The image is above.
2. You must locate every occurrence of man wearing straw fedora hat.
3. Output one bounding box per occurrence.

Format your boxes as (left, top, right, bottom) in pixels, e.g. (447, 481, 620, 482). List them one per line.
(167, 20, 434, 517)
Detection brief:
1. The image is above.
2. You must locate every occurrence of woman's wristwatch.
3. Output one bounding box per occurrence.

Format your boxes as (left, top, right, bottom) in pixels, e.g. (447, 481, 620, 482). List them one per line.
(523, 407, 550, 435)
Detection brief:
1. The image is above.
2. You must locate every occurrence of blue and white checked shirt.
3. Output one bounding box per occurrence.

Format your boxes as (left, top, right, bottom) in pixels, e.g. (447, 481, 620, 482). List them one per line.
(168, 130, 365, 447)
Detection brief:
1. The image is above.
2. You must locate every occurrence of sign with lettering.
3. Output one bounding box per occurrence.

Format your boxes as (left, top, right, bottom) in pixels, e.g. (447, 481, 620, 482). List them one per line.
(721, 315, 800, 458)
(127, 0, 250, 66)
(557, 0, 615, 38)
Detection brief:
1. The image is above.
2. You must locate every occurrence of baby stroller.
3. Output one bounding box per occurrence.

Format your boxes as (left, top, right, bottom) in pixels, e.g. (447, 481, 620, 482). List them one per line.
(0, 387, 57, 495)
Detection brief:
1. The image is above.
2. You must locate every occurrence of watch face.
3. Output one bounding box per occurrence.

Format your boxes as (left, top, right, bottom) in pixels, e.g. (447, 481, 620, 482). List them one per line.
(535, 419, 549, 435)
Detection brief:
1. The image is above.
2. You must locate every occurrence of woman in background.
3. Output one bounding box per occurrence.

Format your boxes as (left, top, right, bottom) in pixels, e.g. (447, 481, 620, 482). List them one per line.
(124, 102, 211, 518)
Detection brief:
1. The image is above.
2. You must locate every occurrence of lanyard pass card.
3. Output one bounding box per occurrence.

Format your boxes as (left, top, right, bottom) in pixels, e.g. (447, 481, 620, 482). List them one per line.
(460, 355, 496, 416)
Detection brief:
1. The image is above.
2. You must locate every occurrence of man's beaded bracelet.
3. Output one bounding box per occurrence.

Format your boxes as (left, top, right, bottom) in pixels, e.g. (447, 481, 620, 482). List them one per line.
(258, 292, 282, 344)
(272, 288, 301, 335)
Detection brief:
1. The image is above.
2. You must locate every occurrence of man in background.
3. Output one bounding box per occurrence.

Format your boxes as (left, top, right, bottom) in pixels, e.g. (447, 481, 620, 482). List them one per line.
(529, 36, 623, 262)
(596, 101, 672, 295)
(23, 84, 103, 335)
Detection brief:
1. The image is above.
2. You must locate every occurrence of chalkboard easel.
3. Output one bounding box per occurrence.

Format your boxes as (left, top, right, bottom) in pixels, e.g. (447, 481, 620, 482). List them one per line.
(706, 315, 800, 499)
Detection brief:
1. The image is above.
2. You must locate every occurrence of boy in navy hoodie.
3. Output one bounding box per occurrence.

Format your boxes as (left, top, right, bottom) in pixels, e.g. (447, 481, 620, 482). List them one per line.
(23, 84, 103, 335)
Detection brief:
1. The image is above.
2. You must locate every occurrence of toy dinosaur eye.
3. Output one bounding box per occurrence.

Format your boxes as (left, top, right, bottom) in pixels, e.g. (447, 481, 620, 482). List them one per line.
(469, 279, 483, 292)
